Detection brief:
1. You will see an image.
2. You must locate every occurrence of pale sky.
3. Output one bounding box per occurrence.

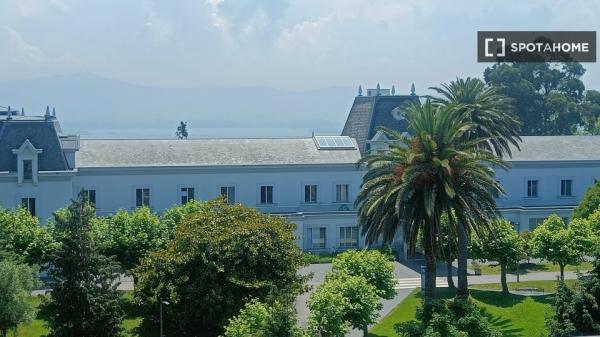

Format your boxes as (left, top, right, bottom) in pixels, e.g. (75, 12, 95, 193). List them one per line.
(1, 0, 599, 92)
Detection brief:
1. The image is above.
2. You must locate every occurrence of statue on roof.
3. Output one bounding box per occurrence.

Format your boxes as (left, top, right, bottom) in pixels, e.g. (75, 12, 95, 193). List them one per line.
(391, 85, 396, 95)
(376, 83, 381, 96)
(176, 121, 188, 140)
(410, 83, 416, 96)
(358, 85, 363, 96)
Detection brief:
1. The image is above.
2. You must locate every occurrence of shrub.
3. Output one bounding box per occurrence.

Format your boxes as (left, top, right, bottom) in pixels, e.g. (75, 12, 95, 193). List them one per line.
(0, 259, 39, 337)
(395, 298, 501, 337)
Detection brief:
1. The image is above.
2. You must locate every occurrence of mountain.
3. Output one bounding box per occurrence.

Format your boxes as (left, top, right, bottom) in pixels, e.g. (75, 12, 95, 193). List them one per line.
(0, 73, 356, 138)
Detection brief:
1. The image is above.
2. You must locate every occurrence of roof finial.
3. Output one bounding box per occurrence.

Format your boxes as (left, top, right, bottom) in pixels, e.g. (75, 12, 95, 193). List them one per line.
(376, 83, 381, 96)
(391, 85, 396, 95)
(6, 106, 12, 120)
(52, 107, 56, 117)
(358, 85, 363, 96)
(45, 105, 50, 116)
(410, 83, 416, 96)
(21, 107, 25, 116)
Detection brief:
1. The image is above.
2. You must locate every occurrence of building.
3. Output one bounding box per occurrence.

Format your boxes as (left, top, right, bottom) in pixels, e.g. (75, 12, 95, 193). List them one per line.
(1, 87, 600, 257)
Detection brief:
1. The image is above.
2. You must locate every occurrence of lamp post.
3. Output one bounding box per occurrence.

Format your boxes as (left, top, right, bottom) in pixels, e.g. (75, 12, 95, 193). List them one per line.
(160, 300, 170, 337)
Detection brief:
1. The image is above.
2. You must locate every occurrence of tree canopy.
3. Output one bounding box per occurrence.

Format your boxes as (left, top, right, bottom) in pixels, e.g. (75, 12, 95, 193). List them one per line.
(0, 259, 39, 337)
(134, 199, 306, 337)
(573, 179, 600, 219)
(331, 249, 396, 300)
(0, 208, 58, 265)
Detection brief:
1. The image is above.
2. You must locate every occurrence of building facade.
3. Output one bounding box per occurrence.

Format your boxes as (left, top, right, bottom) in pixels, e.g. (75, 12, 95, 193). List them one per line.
(2, 88, 600, 257)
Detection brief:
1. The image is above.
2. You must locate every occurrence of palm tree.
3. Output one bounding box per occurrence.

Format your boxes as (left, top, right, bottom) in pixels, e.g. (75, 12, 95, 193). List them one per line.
(355, 100, 506, 299)
(430, 77, 521, 298)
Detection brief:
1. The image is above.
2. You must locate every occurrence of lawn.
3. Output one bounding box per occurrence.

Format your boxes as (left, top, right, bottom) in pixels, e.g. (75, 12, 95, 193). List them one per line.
(369, 280, 561, 337)
(10, 291, 149, 337)
(478, 261, 593, 275)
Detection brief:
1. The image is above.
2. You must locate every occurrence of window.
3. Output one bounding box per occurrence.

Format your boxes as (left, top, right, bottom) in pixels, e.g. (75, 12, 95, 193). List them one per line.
(180, 187, 194, 204)
(23, 160, 33, 181)
(560, 179, 573, 197)
(309, 227, 326, 249)
(260, 185, 273, 204)
(528, 218, 544, 231)
(82, 189, 96, 205)
(527, 180, 538, 197)
(21, 198, 36, 216)
(339, 226, 358, 248)
(304, 185, 318, 203)
(220, 186, 235, 204)
(335, 184, 349, 203)
(135, 188, 150, 207)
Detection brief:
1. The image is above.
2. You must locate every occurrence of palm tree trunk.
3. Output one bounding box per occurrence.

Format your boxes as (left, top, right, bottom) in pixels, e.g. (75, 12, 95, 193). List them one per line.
(423, 223, 437, 299)
(446, 259, 456, 290)
(500, 262, 509, 294)
(456, 222, 469, 299)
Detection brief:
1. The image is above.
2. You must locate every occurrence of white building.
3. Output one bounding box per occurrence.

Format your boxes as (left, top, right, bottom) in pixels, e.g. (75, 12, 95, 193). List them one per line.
(1, 88, 600, 258)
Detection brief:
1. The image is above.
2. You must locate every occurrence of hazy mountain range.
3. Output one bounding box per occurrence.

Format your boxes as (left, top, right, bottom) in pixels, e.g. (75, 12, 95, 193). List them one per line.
(0, 74, 356, 138)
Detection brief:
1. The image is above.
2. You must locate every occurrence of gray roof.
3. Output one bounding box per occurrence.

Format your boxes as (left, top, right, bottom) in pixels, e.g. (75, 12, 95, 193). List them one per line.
(0, 120, 69, 171)
(510, 136, 600, 161)
(76, 138, 362, 168)
(341, 95, 419, 154)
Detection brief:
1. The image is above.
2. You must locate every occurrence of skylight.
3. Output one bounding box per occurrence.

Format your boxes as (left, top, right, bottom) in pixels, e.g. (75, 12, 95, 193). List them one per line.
(314, 136, 356, 150)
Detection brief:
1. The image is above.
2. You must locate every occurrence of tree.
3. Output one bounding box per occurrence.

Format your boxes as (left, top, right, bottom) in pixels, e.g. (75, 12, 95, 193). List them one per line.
(484, 62, 588, 135)
(331, 249, 396, 300)
(176, 121, 188, 139)
(134, 199, 306, 337)
(573, 179, 600, 219)
(438, 213, 458, 290)
(160, 199, 205, 237)
(470, 220, 524, 293)
(40, 194, 124, 337)
(0, 208, 58, 266)
(91, 207, 167, 275)
(308, 274, 380, 337)
(531, 215, 596, 280)
(0, 259, 39, 337)
(430, 77, 521, 298)
(355, 100, 506, 299)
(222, 298, 307, 337)
(307, 282, 350, 337)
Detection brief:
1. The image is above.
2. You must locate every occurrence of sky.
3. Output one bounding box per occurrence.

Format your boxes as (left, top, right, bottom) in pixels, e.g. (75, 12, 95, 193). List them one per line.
(1, 0, 600, 93)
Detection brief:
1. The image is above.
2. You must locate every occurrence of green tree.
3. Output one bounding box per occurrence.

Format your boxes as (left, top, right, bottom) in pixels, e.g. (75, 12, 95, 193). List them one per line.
(0, 208, 58, 266)
(307, 283, 350, 337)
(331, 249, 396, 299)
(531, 215, 596, 280)
(222, 298, 307, 337)
(573, 179, 600, 219)
(484, 62, 588, 135)
(40, 194, 124, 337)
(160, 199, 204, 236)
(355, 100, 506, 298)
(430, 77, 521, 298)
(308, 274, 380, 337)
(0, 259, 39, 337)
(470, 220, 524, 293)
(134, 199, 306, 337)
(91, 207, 166, 274)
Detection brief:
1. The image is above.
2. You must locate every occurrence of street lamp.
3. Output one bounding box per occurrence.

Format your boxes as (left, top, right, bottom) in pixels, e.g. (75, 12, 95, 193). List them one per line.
(160, 300, 170, 337)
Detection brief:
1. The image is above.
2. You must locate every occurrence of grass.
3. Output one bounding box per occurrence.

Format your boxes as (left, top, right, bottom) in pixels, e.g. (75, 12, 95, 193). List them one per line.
(369, 281, 563, 337)
(10, 291, 150, 337)
(478, 261, 593, 275)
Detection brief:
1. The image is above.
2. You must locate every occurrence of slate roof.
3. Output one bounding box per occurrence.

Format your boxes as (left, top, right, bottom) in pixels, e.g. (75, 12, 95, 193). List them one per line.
(341, 95, 420, 154)
(76, 138, 362, 168)
(509, 136, 600, 161)
(0, 120, 69, 171)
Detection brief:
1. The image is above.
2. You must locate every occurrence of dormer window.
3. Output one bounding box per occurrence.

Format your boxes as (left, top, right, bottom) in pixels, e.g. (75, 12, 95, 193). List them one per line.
(12, 139, 43, 185)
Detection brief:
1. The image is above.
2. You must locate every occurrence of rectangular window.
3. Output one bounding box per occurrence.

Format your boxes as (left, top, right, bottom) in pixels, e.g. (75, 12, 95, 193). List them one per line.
(82, 189, 96, 205)
(220, 186, 235, 204)
(305, 185, 318, 203)
(528, 218, 544, 231)
(309, 227, 326, 249)
(560, 179, 573, 197)
(335, 184, 349, 203)
(260, 185, 273, 204)
(527, 180, 538, 197)
(21, 198, 36, 216)
(339, 226, 358, 248)
(180, 187, 195, 204)
(23, 160, 33, 181)
(135, 188, 150, 207)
